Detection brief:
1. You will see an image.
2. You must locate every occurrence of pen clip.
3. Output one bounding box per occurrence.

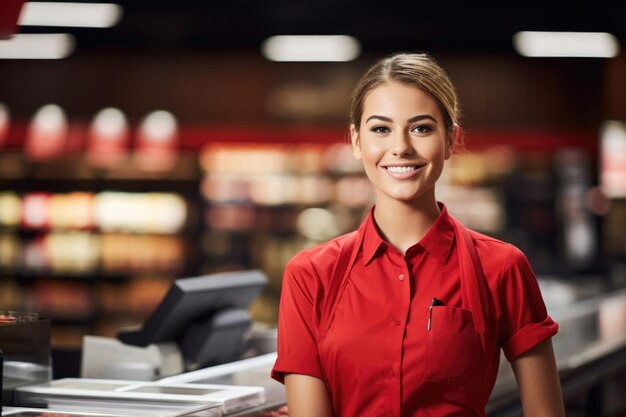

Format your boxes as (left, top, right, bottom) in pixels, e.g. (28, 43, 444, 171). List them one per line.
(428, 297, 443, 331)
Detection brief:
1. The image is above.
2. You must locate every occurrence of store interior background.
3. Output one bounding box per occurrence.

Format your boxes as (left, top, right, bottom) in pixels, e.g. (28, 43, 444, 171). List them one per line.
(1, 2, 626, 354)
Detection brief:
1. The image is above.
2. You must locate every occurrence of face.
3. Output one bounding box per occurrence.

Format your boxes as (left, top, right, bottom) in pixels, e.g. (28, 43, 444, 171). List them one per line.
(351, 81, 452, 206)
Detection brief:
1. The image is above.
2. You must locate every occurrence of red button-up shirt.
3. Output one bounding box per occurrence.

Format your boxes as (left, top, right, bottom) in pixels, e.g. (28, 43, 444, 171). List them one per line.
(272, 204, 558, 417)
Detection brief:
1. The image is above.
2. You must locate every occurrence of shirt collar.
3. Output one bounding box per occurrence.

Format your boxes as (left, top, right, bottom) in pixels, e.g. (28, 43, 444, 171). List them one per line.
(361, 206, 385, 265)
(360, 202, 455, 266)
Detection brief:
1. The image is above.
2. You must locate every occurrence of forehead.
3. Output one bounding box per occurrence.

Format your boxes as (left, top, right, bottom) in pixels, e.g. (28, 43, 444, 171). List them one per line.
(362, 81, 442, 119)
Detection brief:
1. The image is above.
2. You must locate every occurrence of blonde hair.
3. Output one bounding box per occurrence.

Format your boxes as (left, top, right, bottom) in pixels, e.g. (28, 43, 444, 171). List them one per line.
(349, 52, 463, 153)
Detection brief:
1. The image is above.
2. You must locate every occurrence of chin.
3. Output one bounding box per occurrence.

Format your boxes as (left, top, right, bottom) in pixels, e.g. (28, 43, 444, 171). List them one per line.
(380, 184, 436, 205)
(381, 191, 425, 204)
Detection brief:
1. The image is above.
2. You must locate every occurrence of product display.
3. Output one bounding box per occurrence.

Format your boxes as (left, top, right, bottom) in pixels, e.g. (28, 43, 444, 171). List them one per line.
(86, 108, 129, 170)
(600, 120, 626, 198)
(0, 311, 38, 323)
(0, 192, 20, 227)
(0, 152, 198, 347)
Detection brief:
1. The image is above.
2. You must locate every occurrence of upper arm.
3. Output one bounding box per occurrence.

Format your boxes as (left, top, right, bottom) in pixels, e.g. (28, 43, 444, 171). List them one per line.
(511, 339, 565, 417)
(271, 255, 326, 383)
(497, 245, 563, 416)
(497, 245, 559, 361)
(285, 374, 332, 417)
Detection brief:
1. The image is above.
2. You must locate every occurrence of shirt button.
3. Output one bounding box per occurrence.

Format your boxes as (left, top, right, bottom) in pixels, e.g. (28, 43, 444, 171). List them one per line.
(390, 370, 397, 377)
(393, 319, 401, 326)
(398, 273, 405, 281)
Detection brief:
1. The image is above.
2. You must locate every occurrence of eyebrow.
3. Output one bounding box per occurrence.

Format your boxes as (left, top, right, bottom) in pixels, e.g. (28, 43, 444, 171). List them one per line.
(365, 114, 438, 124)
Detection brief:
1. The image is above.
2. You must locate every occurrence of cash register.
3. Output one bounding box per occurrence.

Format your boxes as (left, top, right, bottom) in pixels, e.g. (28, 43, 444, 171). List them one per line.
(81, 270, 267, 380)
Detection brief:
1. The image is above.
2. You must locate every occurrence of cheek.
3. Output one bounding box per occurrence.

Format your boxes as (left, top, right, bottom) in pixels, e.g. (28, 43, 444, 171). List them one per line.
(359, 139, 385, 160)
(422, 140, 447, 159)
(361, 149, 382, 167)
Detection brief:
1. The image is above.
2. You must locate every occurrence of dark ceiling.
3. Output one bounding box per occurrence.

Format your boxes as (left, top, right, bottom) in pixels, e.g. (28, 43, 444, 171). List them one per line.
(19, 2, 626, 56)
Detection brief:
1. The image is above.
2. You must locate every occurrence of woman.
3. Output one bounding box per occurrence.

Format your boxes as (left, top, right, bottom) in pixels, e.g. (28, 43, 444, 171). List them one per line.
(271, 52, 565, 417)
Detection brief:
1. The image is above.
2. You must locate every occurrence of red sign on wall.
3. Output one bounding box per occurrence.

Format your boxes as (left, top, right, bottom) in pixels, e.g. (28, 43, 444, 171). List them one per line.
(0, 0, 25, 39)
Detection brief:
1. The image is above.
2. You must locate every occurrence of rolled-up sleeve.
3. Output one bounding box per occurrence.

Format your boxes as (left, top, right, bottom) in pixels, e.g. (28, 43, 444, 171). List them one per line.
(498, 245, 558, 362)
(271, 253, 324, 384)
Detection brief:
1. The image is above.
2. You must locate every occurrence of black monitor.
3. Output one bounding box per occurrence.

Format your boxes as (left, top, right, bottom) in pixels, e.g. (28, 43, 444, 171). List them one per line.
(118, 270, 267, 370)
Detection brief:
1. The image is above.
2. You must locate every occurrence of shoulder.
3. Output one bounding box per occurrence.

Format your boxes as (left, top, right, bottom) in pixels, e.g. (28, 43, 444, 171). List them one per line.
(467, 229, 532, 278)
(284, 231, 358, 285)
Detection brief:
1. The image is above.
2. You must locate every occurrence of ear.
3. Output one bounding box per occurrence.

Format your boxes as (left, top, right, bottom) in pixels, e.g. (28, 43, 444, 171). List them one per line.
(350, 124, 362, 160)
(445, 124, 459, 160)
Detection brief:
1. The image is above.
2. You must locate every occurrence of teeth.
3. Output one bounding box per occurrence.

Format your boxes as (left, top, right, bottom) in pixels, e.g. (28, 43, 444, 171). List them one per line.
(386, 166, 417, 173)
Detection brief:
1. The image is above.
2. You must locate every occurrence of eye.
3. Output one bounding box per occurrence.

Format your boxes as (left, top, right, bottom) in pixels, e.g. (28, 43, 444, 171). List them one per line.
(411, 124, 434, 134)
(370, 125, 390, 134)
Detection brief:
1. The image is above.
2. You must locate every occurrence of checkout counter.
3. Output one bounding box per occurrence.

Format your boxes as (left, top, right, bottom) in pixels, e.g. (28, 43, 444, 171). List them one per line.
(3, 274, 626, 417)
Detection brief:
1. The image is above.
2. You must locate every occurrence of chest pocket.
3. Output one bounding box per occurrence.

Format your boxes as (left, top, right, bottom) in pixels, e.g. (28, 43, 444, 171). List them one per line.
(423, 306, 484, 387)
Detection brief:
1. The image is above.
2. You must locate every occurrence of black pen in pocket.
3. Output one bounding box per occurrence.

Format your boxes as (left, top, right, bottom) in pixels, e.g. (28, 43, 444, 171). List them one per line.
(428, 297, 444, 331)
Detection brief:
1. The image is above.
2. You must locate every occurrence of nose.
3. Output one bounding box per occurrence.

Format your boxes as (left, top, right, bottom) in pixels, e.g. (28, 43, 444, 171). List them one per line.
(391, 131, 413, 156)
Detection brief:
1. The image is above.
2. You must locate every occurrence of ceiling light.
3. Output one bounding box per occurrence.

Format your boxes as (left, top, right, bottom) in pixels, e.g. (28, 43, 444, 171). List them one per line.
(0, 33, 75, 59)
(261, 35, 361, 62)
(19, 2, 122, 28)
(513, 31, 620, 58)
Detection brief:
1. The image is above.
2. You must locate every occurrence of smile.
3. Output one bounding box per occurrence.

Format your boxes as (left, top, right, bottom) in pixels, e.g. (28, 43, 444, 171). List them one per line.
(381, 164, 426, 179)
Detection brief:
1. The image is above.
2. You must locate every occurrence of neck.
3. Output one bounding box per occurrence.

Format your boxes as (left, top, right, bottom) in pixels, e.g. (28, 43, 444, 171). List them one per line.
(373, 194, 441, 255)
